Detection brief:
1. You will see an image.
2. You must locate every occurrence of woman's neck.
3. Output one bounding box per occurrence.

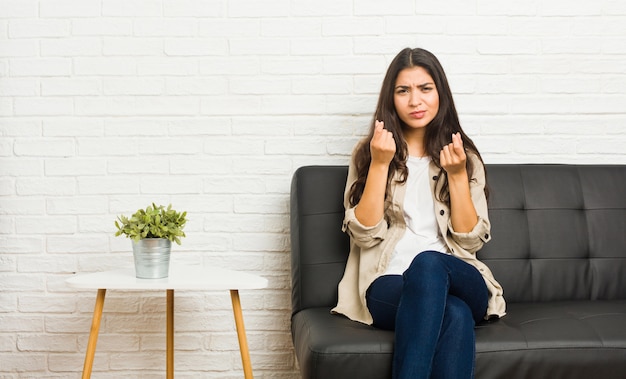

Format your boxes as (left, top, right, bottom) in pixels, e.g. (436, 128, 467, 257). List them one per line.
(403, 129, 426, 157)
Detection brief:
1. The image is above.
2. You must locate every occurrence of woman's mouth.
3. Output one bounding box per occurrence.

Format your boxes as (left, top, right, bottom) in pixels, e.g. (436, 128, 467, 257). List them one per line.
(410, 111, 426, 119)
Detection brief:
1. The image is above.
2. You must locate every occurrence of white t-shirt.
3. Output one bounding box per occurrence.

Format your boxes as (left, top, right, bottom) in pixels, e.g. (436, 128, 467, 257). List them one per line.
(383, 156, 449, 275)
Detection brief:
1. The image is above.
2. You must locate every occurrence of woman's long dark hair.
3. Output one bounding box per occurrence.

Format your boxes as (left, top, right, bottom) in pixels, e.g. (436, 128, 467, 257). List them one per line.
(348, 47, 488, 207)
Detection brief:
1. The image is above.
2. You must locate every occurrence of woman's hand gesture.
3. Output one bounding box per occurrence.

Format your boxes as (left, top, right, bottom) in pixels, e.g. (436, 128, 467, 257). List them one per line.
(370, 120, 396, 166)
(440, 132, 467, 177)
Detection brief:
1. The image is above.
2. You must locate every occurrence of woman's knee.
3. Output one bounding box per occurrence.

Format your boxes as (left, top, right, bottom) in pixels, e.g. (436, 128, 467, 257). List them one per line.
(405, 251, 447, 276)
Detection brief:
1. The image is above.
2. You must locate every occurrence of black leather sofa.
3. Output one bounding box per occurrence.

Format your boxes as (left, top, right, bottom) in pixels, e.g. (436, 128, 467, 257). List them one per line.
(290, 164, 626, 379)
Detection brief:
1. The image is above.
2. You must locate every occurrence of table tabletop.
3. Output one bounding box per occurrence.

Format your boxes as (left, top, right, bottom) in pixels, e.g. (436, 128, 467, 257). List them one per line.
(65, 263, 268, 291)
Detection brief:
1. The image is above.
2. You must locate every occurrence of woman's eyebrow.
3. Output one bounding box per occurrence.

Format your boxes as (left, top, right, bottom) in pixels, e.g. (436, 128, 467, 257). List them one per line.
(395, 82, 434, 89)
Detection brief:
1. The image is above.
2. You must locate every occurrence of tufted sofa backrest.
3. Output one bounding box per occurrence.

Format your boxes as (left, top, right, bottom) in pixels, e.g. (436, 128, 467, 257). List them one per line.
(290, 165, 626, 314)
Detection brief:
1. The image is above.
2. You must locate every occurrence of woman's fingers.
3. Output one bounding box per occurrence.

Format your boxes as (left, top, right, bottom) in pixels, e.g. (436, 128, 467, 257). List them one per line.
(370, 120, 396, 165)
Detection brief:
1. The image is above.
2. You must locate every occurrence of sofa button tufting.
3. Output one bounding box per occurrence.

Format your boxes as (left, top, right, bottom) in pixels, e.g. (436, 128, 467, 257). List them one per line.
(432, 175, 438, 180)
(484, 233, 490, 239)
(440, 210, 445, 216)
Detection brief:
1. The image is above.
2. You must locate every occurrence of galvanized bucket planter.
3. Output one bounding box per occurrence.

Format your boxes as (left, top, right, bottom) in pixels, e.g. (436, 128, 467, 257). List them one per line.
(132, 238, 172, 279)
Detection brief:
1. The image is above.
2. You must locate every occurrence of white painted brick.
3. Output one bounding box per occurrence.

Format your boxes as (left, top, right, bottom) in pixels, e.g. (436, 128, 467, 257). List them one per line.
(134, 19, 197, 37)
(477, 0, 538, 16)
(0, 236, 43, 254)
(170, 157, 232, 174)
(231, 38, 290, 56)
(0, 39, 39, 57)
(72, 19, 133, 36)
(0, 178, 15, 195)
(17, 334, 76, 352)
(199, 19, 260, 38)
(164, 38, 227, 56)
(18, 255, 77, 274)
(77, 177, 140, 195)
(103, 38, 163, 56)
(542, 37, 603, 54)
(0, 254, 16, 271)
(76, 96, 199, 116)
(40, 0, 101, 18)
(16, 178, 76, 196)
(103, 77, 164, 95)
(41, 78, 102, 96)
(139, 176, 202, 194)
(104, 118, 168, 136)
(18, 294, 77, 313)
(231, 117, 294, 136)
(540, 0, 600, 16)
(204, 137, 264, 157)
(262, 95, 326, 115)
(165, 76, 226, 95)
(0, 0, 38, 17)
(230, 76, 289, 95)
(163, 0, 224, 17)
(322, 17, 383, 36)
(14, 98, 74, 116)
(43, 118, 104, 137)
(291, 37, 352, 56)
(477, 37, 540, 55)
(265, 137, 327, 155)
(45, 158, 106, 176)
(102, 0, 162, 17)
(262, 19, 321, 38)
(198, 57, 258, 75)
(10, 58, 72, 76)
(384, 16, 445, 35)
(0, 158, 42, 176)
(138, 57, 199, 76)
(0, 197, 44, 215)
(0, 353, 46, 371)
(15, 216, 77, 235)
(354, 0, 417, 16)
(0, 273, 45, 291)
(260, 57, 321, 75)
(322, 55, 385, 75)
(138, 137, 203, 155)
(47, 196, 108, 215)
(14, 138, 74, 157)
(107, 157, 170, 175)
(168, 118, 232, 135)
(201, 95, 261, 116)
(0, 78, 39, 96)
(292, 75, 352, 94)
(74, 57, 136, 76)
(228, 0, 290, 17)
(40, 38, 102, 57)
(0, 119, 41, 136)
(46, 235, 110, 254)
(8, 19, 70, 38)
(291, 0, 351, 16)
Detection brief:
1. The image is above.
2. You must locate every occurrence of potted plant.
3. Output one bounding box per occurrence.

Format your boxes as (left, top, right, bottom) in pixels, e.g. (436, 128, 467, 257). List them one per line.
(115, 203, 187, 279)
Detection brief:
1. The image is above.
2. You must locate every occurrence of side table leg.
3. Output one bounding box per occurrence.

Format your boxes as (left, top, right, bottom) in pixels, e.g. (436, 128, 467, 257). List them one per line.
(167, 289, 174, 379)
(230, 289, 253, 379)
(82, 288, 106, 379)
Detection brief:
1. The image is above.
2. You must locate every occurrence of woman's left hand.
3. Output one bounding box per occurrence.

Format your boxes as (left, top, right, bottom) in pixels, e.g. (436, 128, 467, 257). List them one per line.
(440, 132, 467, 176)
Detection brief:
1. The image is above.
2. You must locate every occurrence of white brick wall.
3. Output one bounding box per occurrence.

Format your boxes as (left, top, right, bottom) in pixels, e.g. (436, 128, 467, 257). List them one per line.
(1, 0, 625, 377)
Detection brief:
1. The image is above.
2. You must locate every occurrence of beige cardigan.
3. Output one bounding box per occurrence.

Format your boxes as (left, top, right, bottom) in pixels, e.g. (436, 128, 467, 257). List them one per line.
(331, 153, 507, 325)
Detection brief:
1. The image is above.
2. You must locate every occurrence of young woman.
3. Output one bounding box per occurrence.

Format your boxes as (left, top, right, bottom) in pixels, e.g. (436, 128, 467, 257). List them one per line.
(331, 48, 506, 379)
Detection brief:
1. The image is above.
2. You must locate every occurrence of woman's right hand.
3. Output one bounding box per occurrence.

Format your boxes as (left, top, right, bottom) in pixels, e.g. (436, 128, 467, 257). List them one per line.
(355, 120, 396, 227)
(370, 120, 396, 166)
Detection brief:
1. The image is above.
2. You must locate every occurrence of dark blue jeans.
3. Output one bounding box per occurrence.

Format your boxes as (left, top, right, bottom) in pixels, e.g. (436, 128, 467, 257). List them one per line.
(366, 251, 488, 379)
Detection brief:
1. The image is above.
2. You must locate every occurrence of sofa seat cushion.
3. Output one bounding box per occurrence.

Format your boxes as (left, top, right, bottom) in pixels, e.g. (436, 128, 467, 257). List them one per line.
(292, 300, 626, 379)
(476, 300, 626, 378)
(291, 307, 393, 379)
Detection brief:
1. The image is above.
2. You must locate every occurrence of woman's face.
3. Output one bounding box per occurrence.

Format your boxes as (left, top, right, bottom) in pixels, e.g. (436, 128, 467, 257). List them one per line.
(393, 66, 439, 131)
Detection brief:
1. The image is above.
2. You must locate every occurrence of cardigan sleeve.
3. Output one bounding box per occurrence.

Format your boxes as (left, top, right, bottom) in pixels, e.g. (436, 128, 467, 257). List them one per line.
(446, 154, 492, 254)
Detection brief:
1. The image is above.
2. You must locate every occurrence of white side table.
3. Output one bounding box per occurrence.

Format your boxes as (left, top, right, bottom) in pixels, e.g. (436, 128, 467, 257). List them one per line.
(66, 264, 268, 379)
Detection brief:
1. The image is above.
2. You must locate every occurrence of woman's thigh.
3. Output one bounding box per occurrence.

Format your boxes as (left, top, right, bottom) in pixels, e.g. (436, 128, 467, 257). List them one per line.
(366, 252, 488, 329)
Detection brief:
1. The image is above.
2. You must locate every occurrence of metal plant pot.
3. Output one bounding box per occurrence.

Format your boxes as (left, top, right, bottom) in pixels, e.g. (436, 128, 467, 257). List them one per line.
(132, 238, 171, 279)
